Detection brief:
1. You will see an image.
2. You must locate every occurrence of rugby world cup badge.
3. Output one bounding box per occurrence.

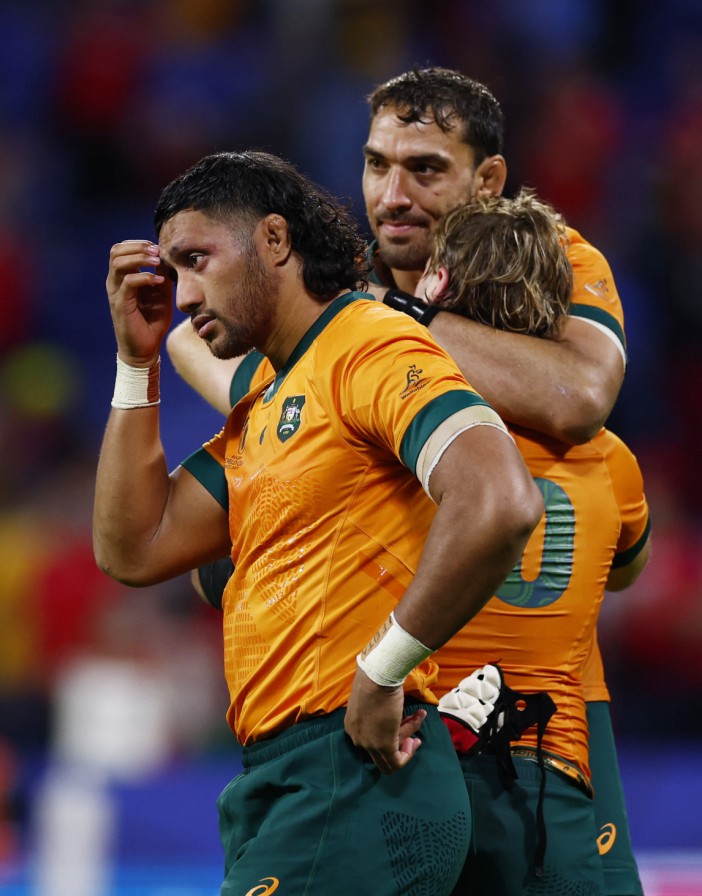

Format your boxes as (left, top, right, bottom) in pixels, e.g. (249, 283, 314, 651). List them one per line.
(277, 396, 306, 442)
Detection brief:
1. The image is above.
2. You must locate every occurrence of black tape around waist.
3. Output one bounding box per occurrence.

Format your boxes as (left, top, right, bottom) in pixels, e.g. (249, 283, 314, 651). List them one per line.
(241, 701, 433, 769)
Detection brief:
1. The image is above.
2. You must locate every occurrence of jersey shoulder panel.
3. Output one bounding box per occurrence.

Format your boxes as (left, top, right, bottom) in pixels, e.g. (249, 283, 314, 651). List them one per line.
(565, 227, 626, 356)
(311, 299, 501, 475)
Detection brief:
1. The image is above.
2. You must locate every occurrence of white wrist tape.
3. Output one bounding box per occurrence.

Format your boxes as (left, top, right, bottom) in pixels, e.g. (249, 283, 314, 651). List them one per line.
(111, 355, 161, 409)
(357, 611, 434, 687)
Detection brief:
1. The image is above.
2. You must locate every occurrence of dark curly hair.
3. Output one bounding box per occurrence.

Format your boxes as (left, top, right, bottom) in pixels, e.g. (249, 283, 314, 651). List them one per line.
(154, 151, 369, 300)
(367, 67, 504, 166)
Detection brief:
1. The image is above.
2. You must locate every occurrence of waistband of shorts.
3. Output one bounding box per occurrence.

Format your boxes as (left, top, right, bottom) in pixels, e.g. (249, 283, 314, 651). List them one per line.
(241, 701, 434, 768)
(510, 746, 594, 799)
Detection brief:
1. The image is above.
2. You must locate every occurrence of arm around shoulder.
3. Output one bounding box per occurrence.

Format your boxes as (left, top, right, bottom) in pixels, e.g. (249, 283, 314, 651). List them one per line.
(428, 314, 625, 444)
(166, 318, 241, 416)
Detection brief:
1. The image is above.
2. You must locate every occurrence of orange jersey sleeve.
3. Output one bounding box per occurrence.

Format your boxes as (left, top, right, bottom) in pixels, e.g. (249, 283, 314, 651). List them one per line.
(565, 227, 627, 364)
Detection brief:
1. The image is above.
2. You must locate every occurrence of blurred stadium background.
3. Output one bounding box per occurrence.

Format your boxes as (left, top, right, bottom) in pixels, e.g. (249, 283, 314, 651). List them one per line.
(0, 0, 700, 893)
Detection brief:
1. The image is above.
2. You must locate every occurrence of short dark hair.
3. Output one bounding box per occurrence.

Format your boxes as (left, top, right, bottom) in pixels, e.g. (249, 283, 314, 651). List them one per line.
(427, 189, 572, 338)
(367, 67, 504, 165)
(154, 151, 369, 300)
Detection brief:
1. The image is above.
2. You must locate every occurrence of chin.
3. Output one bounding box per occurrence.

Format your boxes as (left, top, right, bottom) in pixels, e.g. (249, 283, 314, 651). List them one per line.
(213, 341, 253, 361)
(377, 236, 429, 271)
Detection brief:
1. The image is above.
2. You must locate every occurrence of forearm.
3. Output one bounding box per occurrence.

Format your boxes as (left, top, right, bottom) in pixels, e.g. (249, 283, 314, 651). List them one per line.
(428, 313, 624, 443)
(166, 318, 239, 415)
(606, 534, 651, 592)
(97, 239, 231, 585)
(93, 406, 172, 584)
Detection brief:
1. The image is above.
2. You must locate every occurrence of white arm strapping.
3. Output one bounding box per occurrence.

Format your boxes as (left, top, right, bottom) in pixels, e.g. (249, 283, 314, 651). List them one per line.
(357, 612, 434, 687)
(415, 406, 512, 500)
(111, 355, 161, 409)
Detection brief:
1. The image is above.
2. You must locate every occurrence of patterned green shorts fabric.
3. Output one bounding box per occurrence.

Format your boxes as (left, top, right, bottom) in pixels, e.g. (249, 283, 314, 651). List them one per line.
(587, 701, 644, 896)
(217, 704, 471, 895)
(452, 753, 606, 896)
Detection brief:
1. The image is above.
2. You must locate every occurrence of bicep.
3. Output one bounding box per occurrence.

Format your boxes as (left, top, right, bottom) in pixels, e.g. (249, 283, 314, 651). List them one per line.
(155, 464, 232, 578)
(556, 316, 625, 413)
(427, 422, 536, 512)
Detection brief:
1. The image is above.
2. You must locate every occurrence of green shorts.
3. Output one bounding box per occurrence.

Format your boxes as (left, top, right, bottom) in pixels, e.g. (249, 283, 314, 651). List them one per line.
(452, 753, 606, 896)
(217, 704, 471, 895)
(587, 701, 644, 896)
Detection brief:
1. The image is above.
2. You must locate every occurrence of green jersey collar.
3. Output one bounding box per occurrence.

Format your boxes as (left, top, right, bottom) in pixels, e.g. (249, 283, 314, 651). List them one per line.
(263, 290, 371, 402)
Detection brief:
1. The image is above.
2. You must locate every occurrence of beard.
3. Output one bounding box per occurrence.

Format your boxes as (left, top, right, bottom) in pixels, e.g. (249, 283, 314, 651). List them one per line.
(209, 244, 279, 360)
(374, 232, 433, 272)
(368, 210, 435, 273)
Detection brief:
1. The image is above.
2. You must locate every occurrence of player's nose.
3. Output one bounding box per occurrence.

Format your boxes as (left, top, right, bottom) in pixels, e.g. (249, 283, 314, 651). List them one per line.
(381, 167, 412, 210)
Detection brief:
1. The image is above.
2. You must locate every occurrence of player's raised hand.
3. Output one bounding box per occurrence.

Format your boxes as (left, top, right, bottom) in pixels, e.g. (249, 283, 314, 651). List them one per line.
(106, 240, 173, 366)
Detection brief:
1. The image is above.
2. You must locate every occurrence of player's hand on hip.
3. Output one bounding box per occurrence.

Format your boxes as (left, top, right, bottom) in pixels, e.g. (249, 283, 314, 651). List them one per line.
(106, 240, 173, 366)
(344, 665, 427, 774)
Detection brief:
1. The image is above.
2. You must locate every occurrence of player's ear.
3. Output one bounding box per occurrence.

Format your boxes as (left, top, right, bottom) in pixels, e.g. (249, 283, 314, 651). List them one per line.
(433, 266, 451, 302)
(259, 213, 292, 266)
(421, 266, 450, 304)
(475, 154, 507, 198)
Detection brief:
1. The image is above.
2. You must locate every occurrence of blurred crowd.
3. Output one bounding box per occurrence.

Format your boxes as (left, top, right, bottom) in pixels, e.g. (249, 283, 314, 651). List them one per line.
(0, 0, 701, 865)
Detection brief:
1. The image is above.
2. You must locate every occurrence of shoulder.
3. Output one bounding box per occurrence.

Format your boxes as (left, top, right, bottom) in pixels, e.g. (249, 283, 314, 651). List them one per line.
(564, 226, 617, 288)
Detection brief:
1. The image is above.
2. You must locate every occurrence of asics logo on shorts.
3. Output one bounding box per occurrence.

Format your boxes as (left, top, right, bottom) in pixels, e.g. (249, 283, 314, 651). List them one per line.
(244, 878, 279, 896)
(597, 822, 617, 854)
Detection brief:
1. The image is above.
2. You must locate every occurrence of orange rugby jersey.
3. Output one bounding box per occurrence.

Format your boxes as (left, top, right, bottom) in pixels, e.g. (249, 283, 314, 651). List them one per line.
(183, 292, 506, 744)
(554, 226, 628, 705)
(581, 631, 609, 703)
(564, 226, 626, 365)
(433, 426, 649, 779)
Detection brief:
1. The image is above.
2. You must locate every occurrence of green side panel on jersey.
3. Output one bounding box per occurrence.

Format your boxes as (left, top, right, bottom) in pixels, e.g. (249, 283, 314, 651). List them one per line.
(611, 515, 651, 568)
(399, 390, 492, 472)
(229, 350, 265, 408)
(198, 555, 234, 611)
(570, 303, 626, 351)
(181, 448, 229, 511)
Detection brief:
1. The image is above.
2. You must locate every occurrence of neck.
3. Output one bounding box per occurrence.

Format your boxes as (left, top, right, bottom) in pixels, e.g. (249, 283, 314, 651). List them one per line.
(261, 290, 344, 371)
(390, 268, 422, 294)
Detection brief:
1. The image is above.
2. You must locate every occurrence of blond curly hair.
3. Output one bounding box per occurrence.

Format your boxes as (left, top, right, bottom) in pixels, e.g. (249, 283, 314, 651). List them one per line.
(426, 189, 573, 337)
